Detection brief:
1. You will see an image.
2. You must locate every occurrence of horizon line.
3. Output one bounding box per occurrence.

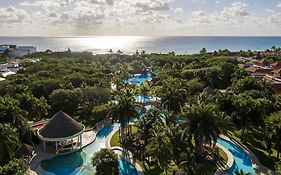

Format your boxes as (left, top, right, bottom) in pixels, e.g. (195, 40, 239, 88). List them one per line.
(1, 35, 281, 38)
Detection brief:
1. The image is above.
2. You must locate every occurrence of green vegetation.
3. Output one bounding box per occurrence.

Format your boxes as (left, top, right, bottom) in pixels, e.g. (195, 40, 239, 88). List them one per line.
(0, 158, 28, 175)
(110, 125, 138, 147)
(91, 148, 119, 175)
(218, 148, 228, 162)
(1, 49, 281, 174)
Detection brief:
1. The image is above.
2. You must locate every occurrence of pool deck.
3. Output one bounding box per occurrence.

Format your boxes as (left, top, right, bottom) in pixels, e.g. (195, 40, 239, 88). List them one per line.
(219, 135, 275, 175)
(106, 127, 144, 175)
(28, 130, 97, 175)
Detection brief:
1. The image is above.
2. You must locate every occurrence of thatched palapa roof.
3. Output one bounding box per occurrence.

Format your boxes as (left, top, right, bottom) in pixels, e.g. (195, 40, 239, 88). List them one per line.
(203, 86, 216, 95)
(39, 111, 84, 138)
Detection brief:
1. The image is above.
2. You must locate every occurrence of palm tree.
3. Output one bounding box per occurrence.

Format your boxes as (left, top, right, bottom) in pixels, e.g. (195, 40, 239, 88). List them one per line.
(180, 103, 234, 153)
(91, 148, 119, 175)
(149, 120, 172, 174)
(160, 84, 187, 114)
(0, 124, 20, 165)
(166, 123, 187, 165)
(109, 88, 139, 143)
(137, 81, 150, 103)
(200, 48, 207, 55)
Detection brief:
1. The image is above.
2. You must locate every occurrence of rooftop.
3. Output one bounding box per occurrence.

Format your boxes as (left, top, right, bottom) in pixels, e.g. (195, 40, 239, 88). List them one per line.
(38, 111, 85, 139)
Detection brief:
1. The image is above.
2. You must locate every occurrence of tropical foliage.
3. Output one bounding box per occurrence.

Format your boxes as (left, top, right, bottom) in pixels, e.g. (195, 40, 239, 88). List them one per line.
(1, 50, 281, 174)
(91, 148, 119, 175)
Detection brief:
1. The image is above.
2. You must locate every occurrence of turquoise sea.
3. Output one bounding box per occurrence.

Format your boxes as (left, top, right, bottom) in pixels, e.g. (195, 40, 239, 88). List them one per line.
(0, 36, 281, 54)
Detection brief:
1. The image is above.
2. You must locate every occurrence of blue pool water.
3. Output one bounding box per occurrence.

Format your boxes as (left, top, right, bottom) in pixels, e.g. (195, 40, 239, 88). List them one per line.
(40, 124, 137, 175)
(119, 159, 138, 175)
(135, 95, 153, 103)
(124, 73, 152, 86)
(217, 138, 256, 175)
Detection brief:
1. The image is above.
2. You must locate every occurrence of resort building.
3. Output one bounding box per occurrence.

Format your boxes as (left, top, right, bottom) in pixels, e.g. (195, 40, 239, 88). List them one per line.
(14, 46, 36, 57)
(0, 68, 16, 77)
(238, 59, 281, 94)
(37, 111, 85, 154)
(0, 45, 36, 57)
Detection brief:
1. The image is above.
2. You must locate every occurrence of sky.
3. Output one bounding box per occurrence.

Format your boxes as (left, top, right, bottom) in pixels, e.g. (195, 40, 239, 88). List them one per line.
(1, 0, 281, 36)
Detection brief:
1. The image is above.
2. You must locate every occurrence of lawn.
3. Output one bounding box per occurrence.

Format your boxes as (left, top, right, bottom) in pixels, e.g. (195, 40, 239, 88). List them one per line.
(110, 125, 138, 147)
(218, 147, 228, 162)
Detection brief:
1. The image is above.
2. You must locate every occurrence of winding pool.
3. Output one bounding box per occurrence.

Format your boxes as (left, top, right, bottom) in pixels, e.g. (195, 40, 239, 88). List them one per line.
(124, 73, 152, 86)
(217, 138, 256, 175)
(40, 124, 137, 175)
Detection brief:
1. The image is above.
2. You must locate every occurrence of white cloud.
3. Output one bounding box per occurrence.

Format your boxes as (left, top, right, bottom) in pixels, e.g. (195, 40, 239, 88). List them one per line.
(192, 10, 206, 17)
(277, 3, 281, 8)
(174, 8, 183, 13)
(222, 2, 250, 17)
(265, 9, 275, 13)
(86, 0, 114, 5)
(186, 2, 280, 36)
(1, 0, 281, 36)
(20, 0, 70, 10)
(269, 13, 281, 25)
(0, 6, 29, 24)
(135, 0, 171, 11)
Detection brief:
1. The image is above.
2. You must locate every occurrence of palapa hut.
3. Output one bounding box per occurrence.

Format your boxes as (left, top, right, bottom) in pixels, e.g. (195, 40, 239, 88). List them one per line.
(203, 85, 216, 95)
(37, 111, 85, 154)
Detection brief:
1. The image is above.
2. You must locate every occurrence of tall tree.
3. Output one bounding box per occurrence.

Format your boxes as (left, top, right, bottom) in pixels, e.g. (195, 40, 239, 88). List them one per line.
(265, 111, 281, 159)
(181, 103, 234, 152)
(160, 78, 187, 114)
(149, 120, 172, 173)
(91, 148, 119, 175)
(109, 88, 139, 143)
(0, 124, 20, 165)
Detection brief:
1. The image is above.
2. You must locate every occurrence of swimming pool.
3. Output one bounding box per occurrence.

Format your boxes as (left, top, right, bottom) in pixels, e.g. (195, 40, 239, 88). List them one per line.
(124, 73, 152, 86)
(217, 138, 256, 175)
(119, 159, 138, 175)
(135, 95, 153, 103)
(40, 124, 137, 175)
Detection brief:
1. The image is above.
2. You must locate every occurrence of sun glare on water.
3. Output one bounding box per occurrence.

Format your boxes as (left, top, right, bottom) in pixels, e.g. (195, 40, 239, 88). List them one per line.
(73, 36, 146, 53)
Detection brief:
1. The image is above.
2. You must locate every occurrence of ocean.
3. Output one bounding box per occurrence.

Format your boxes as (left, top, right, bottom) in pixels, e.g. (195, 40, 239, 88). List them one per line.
(0, 36, 281, 54)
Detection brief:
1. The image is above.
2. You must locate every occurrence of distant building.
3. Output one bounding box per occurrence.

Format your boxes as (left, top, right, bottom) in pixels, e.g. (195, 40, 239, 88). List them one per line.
(0, 46, 8, 55)
(239, 59, 281, 94)
(7, 61, 19, 68)
(271, 62, 281, 70)
(14, 46, 36, 57)
(45, 49, 53, 54)
(0, 45, 36, 57)
(0, 68, 16, 77)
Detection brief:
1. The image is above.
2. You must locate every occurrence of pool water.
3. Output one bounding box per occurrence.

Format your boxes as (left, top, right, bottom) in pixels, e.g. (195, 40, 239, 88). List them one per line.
(119, 159, 138, 175)
(217, 138, 256, 175)
(135, 95, 153, 103)
(40, 124, 137, 175)
(124, 73, 152, 86)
